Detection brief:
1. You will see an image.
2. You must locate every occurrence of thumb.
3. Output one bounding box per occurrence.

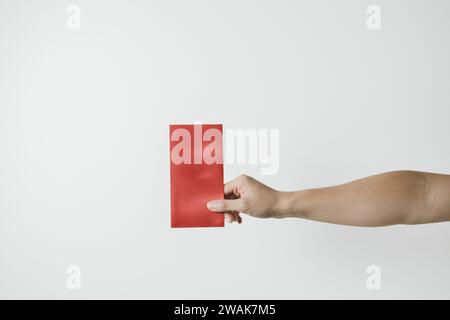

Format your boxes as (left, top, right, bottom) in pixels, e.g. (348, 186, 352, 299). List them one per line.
(207, 199, 245, 212)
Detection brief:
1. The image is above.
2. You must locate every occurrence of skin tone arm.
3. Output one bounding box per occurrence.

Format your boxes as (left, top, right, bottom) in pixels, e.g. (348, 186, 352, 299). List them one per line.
(206, 171, 450, 227)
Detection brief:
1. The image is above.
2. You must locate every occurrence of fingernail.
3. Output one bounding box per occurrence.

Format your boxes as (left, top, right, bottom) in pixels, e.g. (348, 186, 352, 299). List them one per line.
(225, 214, 232, 223)
(207, 201, 217, 210)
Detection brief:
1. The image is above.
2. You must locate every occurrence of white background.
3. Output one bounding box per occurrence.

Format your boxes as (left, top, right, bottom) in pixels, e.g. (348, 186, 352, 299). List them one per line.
(0, 0, 449, 299)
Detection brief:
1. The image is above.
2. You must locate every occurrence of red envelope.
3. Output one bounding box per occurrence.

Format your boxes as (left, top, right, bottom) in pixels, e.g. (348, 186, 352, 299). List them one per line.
(169, 124, 224, 228)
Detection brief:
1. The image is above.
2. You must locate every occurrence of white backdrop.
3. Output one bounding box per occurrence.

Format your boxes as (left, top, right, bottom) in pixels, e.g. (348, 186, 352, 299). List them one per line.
(1, 0, 449, 299)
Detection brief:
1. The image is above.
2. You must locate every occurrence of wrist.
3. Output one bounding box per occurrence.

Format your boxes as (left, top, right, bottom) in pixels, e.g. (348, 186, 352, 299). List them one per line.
(272, 190, 310, 219)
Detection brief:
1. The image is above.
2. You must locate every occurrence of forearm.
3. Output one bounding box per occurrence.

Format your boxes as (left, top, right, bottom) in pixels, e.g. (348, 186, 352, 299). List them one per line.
(276, 171, 450, 226)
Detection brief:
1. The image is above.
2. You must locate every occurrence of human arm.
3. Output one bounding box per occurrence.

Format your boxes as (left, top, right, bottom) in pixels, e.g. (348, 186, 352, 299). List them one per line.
(206, 171, 450, 227)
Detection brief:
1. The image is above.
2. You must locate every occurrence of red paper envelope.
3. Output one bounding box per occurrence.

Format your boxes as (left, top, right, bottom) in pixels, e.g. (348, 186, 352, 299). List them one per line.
(169, 124, 224, 228)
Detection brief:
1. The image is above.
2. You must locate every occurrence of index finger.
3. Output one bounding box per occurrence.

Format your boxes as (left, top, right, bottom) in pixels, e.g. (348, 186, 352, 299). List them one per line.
(224, 178, 240, 196)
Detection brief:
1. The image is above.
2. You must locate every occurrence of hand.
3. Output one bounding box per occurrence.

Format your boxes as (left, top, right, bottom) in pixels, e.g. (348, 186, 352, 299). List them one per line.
(206, 175, 283, 223)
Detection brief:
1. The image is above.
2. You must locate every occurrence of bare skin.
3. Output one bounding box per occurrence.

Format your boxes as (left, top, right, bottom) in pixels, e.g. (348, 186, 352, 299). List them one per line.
(206, 171, 450, 227)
